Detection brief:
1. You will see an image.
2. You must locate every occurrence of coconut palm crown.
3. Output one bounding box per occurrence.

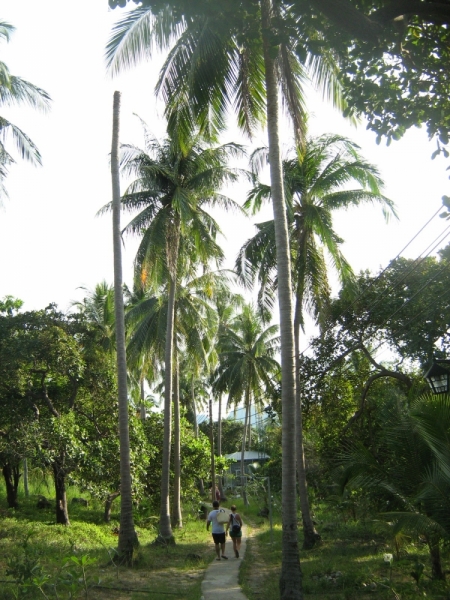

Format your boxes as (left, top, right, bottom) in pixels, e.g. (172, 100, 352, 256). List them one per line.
(238, 133, 397, 327)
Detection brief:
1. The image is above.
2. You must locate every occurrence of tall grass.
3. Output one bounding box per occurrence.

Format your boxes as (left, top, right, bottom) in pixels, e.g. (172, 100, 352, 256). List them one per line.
(239, 501, 450, 600)
(0, 475, 215, 600)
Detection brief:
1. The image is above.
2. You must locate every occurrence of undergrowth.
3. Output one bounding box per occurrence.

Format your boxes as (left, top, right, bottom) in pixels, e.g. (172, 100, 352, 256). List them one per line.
(0, 481, 213, 600)
(240, 501, 450, 600)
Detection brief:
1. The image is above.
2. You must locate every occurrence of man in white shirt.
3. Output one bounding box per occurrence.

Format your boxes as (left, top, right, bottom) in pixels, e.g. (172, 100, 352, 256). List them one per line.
(206, 500, 228, 561)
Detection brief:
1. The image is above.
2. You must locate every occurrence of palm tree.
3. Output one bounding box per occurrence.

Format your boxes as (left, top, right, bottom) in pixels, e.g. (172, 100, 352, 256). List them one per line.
(210, 285, 245, 498)
(172, 269, 221, 525)
(238, 132, 395, 547)
(106, 0, 349, 591)
(111, 91, 138, 561)
(110, 125, 243, 541)
(213, 303, 280, 506)
(127, 268, 228, 519)
(70, 281, 116, 353)
(0, 21, 51, 200)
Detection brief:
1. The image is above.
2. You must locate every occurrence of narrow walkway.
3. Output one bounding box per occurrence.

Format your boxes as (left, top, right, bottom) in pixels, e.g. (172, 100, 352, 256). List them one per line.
(201, 512, 248, 600)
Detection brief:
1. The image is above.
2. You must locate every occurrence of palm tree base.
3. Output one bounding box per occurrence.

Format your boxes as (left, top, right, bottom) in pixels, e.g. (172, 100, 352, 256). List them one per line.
(117, 535, 139, 566)
(302, 530, 321, 550)
(152, 534, 176, 547)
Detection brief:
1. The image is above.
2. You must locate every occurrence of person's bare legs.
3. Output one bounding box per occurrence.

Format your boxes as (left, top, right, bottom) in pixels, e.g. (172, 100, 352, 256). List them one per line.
(220, 541, 228, 558)
(215, 543, 221, 560)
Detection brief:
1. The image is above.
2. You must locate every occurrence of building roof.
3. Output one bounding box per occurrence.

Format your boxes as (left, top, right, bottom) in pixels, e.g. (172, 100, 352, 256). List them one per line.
(225, 451, 270, 461)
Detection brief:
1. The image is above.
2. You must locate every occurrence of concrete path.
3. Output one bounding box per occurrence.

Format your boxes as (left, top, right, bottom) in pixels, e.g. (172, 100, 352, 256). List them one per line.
(201, 516, 248, 600)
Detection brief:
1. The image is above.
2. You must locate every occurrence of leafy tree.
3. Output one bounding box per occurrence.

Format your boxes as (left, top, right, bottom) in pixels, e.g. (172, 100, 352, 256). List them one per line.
(199, 418, 245, 456)
(0, 298, 37, 508)
(0, 309, 83, 523)
(0, 305, 150, 526)
(291, 1, 450, 151)
(302, 253, 450, 438)
(0, 21, 51, 199)
(0, 295, 23, 315)
(67, 363, 151, 524)
(142, 412, 211, 509)
(0, 308, 126, 524)
(328, 255, 450, 366)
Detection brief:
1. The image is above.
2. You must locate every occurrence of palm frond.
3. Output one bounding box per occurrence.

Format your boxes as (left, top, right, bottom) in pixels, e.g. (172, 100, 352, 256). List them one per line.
(0, 118, 42, 165)
(106, 6, 184, 75)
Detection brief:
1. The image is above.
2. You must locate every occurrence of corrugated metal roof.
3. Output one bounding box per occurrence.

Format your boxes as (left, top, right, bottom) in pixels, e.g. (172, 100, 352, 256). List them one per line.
(225, 451, 270, 461)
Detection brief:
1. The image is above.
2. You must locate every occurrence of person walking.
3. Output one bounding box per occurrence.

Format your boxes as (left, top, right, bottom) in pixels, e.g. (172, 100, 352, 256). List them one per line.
(215, 485, 221, 502)
(206, 500, 228, 561)
(226, 504, 243, 558)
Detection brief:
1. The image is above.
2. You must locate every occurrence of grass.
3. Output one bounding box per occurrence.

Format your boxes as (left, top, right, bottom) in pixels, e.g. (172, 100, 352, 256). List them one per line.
(240, 501, 450, 600)
(0, 482, 214, 600)
(3, 481, 450, 599)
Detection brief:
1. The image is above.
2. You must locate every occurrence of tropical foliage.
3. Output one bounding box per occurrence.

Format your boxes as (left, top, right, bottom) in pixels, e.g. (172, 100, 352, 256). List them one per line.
(103, 122, 244, 541)
(0, 20, 50, 199)
(337, 392, 450, 580)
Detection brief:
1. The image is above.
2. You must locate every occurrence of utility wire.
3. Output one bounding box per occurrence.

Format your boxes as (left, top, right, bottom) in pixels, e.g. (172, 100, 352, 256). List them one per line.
(300, 223, 450, 363)
(306, 262, 450, 388)
(300, 209, 448, 357)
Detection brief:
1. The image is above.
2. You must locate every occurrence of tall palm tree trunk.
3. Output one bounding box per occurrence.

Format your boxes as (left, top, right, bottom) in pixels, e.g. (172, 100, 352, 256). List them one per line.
(192, 377, 206, 497)
(247, 399, 252, 450)
(140, 377, 146, 420)
(172, 353, 182, 527)
(260, 2, 303, 597)
(217, 393, 224, 499)
(111, 90, 138, 561)
(209, 398, 216, 503)
(159, 273, 176, 542)
(192, 376, 199, 439)
(158, 214, 181, 542)
(241, 389, 250, 507)
(294, 297, 320, 549)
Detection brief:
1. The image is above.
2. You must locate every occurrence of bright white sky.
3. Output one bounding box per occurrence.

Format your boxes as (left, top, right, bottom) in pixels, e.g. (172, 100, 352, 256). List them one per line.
(1, 0, 449, 339)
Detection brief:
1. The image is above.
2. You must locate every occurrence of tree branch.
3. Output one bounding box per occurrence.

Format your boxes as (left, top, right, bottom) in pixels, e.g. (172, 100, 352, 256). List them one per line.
(372, 1, 450, 25)
(307, 0, 381, 43)
(341, 351, 412, 435)
(308, 0, 450, 43)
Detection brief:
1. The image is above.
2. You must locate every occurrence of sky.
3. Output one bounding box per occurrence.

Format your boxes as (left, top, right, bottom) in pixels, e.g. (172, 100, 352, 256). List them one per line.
(1, 0, 449, 346)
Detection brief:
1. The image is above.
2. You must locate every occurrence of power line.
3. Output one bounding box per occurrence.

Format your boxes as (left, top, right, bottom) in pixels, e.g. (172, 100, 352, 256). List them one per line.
(305, 264, 450, 389)
(300, 226, 450, 370)
(300, 209, 448, 357)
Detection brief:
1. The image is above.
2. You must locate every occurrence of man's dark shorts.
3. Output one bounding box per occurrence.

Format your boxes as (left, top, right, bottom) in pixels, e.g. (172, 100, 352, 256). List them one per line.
(212, 532, 225, 544)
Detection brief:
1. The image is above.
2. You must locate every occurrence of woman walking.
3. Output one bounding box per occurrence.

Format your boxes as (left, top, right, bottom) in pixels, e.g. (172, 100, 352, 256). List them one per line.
(226, 505, 243, 558)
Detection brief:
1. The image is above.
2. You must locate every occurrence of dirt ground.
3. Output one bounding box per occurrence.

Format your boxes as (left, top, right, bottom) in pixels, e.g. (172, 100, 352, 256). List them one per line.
(91, 565, 205, 599)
